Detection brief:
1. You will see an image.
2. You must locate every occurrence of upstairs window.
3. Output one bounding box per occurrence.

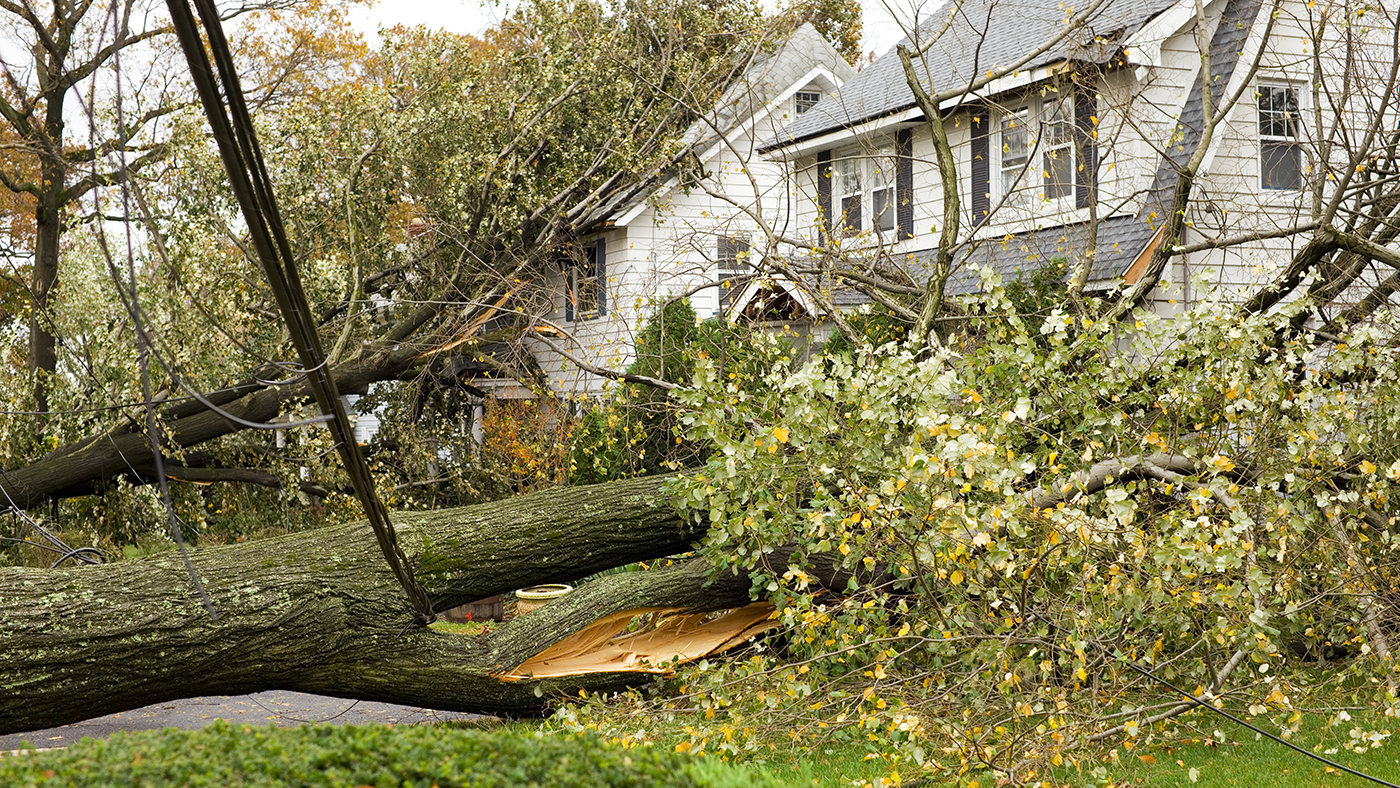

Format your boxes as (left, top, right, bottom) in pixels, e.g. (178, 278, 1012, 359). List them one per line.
(831, 147, 901, 237)
(1259, 83, 1303, 190)
(716, 234, 752, 308)
(1000, 107, 1031, 201)
(1041, 95, 1075, 199)
(795, 90, 822, 115)
(997, 90, 1076, 203)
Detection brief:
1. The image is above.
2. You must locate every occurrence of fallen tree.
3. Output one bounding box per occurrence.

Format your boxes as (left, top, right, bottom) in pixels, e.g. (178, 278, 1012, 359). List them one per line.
(0, 474, 776, 734)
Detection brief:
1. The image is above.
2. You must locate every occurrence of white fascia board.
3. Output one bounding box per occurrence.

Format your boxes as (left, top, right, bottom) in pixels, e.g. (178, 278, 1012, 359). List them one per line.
(727, 274, 822, 320)
(765, 106, 925, 161)
(700, 66, 846, 163)
(1123, 0, 1204, 70)
(613, 184, 669, 228)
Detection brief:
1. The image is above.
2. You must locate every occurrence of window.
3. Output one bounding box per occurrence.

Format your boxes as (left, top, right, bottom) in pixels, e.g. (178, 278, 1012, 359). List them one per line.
(1041, 95, 1075, 199)
(566, 238, 606, 320)
(795, 90, 821, 115)
(871, 147, 897, 233)
(1000, 107, 1030, 200)
(716, 234, 751, 308)
(997, 91, 1076, 203)
(836, 156, 863, 236)
(834, 147, 899, 236)
(1259, 83, 1303, 190)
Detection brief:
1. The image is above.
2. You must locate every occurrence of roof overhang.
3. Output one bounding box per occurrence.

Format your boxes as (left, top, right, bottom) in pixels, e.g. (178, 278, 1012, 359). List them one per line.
(761, 58, 1080, 158)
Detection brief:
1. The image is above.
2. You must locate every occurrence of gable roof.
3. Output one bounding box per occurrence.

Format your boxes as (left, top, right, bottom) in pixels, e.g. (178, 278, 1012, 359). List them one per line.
(582, 23, 855, 229)
(765, 0, 1178, 150)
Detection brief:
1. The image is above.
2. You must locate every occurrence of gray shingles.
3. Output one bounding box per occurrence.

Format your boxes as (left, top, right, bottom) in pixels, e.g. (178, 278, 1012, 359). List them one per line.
(896, 214, 1159, 295)
(765, 0, 1178, 150)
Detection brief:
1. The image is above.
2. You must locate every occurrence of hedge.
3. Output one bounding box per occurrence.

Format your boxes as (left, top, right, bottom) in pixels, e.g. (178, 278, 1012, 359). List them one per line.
(0, 720, 782, 787)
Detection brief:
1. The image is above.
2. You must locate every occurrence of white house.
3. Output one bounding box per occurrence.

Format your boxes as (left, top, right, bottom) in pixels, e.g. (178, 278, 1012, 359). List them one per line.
(755, 0, 1400, 325)
(527, 24, 856, 399)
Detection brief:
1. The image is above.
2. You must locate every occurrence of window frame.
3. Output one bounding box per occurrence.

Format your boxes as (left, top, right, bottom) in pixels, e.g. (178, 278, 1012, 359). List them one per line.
(995, 90, 1077, 205)
(832, 145, 900, 237)
(715, 233, 752, 309)
(1258, 81, 1304, 191)
(567, 240, 605, 321)
(794, 90, 821, 115)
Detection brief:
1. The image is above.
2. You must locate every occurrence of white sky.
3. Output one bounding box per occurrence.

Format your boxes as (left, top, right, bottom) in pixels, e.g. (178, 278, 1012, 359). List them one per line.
(347, 0, 926, 60)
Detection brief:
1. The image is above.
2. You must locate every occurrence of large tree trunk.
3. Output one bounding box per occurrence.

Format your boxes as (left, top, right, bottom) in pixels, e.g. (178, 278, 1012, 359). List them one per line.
(0, 475, 771, 735)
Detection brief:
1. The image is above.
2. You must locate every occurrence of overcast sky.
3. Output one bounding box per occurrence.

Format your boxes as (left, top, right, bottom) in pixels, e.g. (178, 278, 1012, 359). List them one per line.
(346, 0, 931, 60)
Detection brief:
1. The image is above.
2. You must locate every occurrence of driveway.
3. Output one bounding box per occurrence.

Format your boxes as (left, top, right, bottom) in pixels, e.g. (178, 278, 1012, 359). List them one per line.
(0, 691, 485, 751)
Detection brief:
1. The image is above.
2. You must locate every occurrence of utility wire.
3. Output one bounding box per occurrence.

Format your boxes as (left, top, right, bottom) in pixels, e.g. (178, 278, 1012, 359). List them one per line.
(1027, 610, 1400, 788)
(164, 0, 435, 624)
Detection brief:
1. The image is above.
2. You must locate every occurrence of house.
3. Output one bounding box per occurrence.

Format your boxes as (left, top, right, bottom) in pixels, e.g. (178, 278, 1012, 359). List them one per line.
(756, 0, 1398, 321)
(527, 24, 856, 399)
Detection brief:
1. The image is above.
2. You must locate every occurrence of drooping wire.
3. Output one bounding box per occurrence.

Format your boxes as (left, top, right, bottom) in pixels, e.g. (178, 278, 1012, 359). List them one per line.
(164, 0, 435, 624)
(1026, 610, 1400, 788)
(102, 0, 216, 621)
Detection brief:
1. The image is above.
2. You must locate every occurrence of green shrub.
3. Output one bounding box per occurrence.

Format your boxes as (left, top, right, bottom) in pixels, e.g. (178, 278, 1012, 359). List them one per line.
(0, 720, 781, 787)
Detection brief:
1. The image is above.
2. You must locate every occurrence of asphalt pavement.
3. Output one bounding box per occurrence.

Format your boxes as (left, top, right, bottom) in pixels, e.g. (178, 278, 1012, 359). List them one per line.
(0, 691, 486, 751)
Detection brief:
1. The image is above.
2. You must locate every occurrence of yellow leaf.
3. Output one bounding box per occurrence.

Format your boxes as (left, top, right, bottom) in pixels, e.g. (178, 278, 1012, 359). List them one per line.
(949, 570, 964, 585)
(774, 426, 790, 444)
(1139, 754, 1156, 764)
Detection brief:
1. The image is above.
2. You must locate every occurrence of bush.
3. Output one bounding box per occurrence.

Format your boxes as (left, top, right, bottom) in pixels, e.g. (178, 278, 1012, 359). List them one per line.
(0, 720, 781, 787)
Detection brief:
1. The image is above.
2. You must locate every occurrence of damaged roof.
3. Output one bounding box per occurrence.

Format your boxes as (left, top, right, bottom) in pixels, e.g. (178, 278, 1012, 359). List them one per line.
(764, 0, 1178, 150)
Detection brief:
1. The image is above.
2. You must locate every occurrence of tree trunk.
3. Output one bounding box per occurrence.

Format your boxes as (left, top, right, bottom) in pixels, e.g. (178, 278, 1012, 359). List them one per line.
(0, 475, 769, 734)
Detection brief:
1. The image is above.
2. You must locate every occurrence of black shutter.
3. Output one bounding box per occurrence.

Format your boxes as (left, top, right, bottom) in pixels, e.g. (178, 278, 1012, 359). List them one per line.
(896, 128, 914, 240)
(594, 236, 607, 316)
(1075, 83, 1098, 209)
(816, 149, 833, 240)
(564, 264, 574, 322)
(970, 107, 990, 226)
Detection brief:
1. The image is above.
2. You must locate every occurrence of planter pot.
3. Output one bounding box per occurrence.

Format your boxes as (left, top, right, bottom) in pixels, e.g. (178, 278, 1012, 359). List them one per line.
(513, 584, 573, 616)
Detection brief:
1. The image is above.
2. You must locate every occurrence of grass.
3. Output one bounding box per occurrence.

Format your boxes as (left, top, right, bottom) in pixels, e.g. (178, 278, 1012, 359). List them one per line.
(1102, 715, 1400, 788)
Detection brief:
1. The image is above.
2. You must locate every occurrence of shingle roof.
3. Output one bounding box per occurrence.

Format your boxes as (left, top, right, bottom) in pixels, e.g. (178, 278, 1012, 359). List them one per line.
(765, 0, 1178, 149)
(896, 215, 1160, 295)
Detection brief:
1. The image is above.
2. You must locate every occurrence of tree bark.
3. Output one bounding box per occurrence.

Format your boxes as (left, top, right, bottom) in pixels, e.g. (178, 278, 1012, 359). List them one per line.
(0, 474, 770, 734)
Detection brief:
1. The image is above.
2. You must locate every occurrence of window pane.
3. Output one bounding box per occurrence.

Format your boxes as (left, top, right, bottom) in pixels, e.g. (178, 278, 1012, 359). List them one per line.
(841, 195, 862, 235)
(1044, 149, 1074, 199)
(795, 91, 821, 115)
(1001, 112, 1029, 165)
(1044, 95, 1072, 146)
(1259, 85, 1300, 138)
(873, 187, 894, 232)
(1262, 141, 1303, 189)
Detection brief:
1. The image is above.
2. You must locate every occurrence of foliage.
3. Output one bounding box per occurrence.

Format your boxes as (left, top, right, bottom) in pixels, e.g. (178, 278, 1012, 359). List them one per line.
(775, 0, 862, 62)
(570, 302, 798, 484)
(0, 720, 784, 788)
(473, 397, 577, 499)
(556, 285, 1400, 784)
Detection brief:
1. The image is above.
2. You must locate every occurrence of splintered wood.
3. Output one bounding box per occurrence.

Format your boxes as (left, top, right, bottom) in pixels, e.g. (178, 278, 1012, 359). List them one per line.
(498, 602, 778, 680)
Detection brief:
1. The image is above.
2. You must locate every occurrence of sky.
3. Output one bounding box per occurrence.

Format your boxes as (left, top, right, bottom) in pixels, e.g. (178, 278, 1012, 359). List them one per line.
(346, 0, 928, 61)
